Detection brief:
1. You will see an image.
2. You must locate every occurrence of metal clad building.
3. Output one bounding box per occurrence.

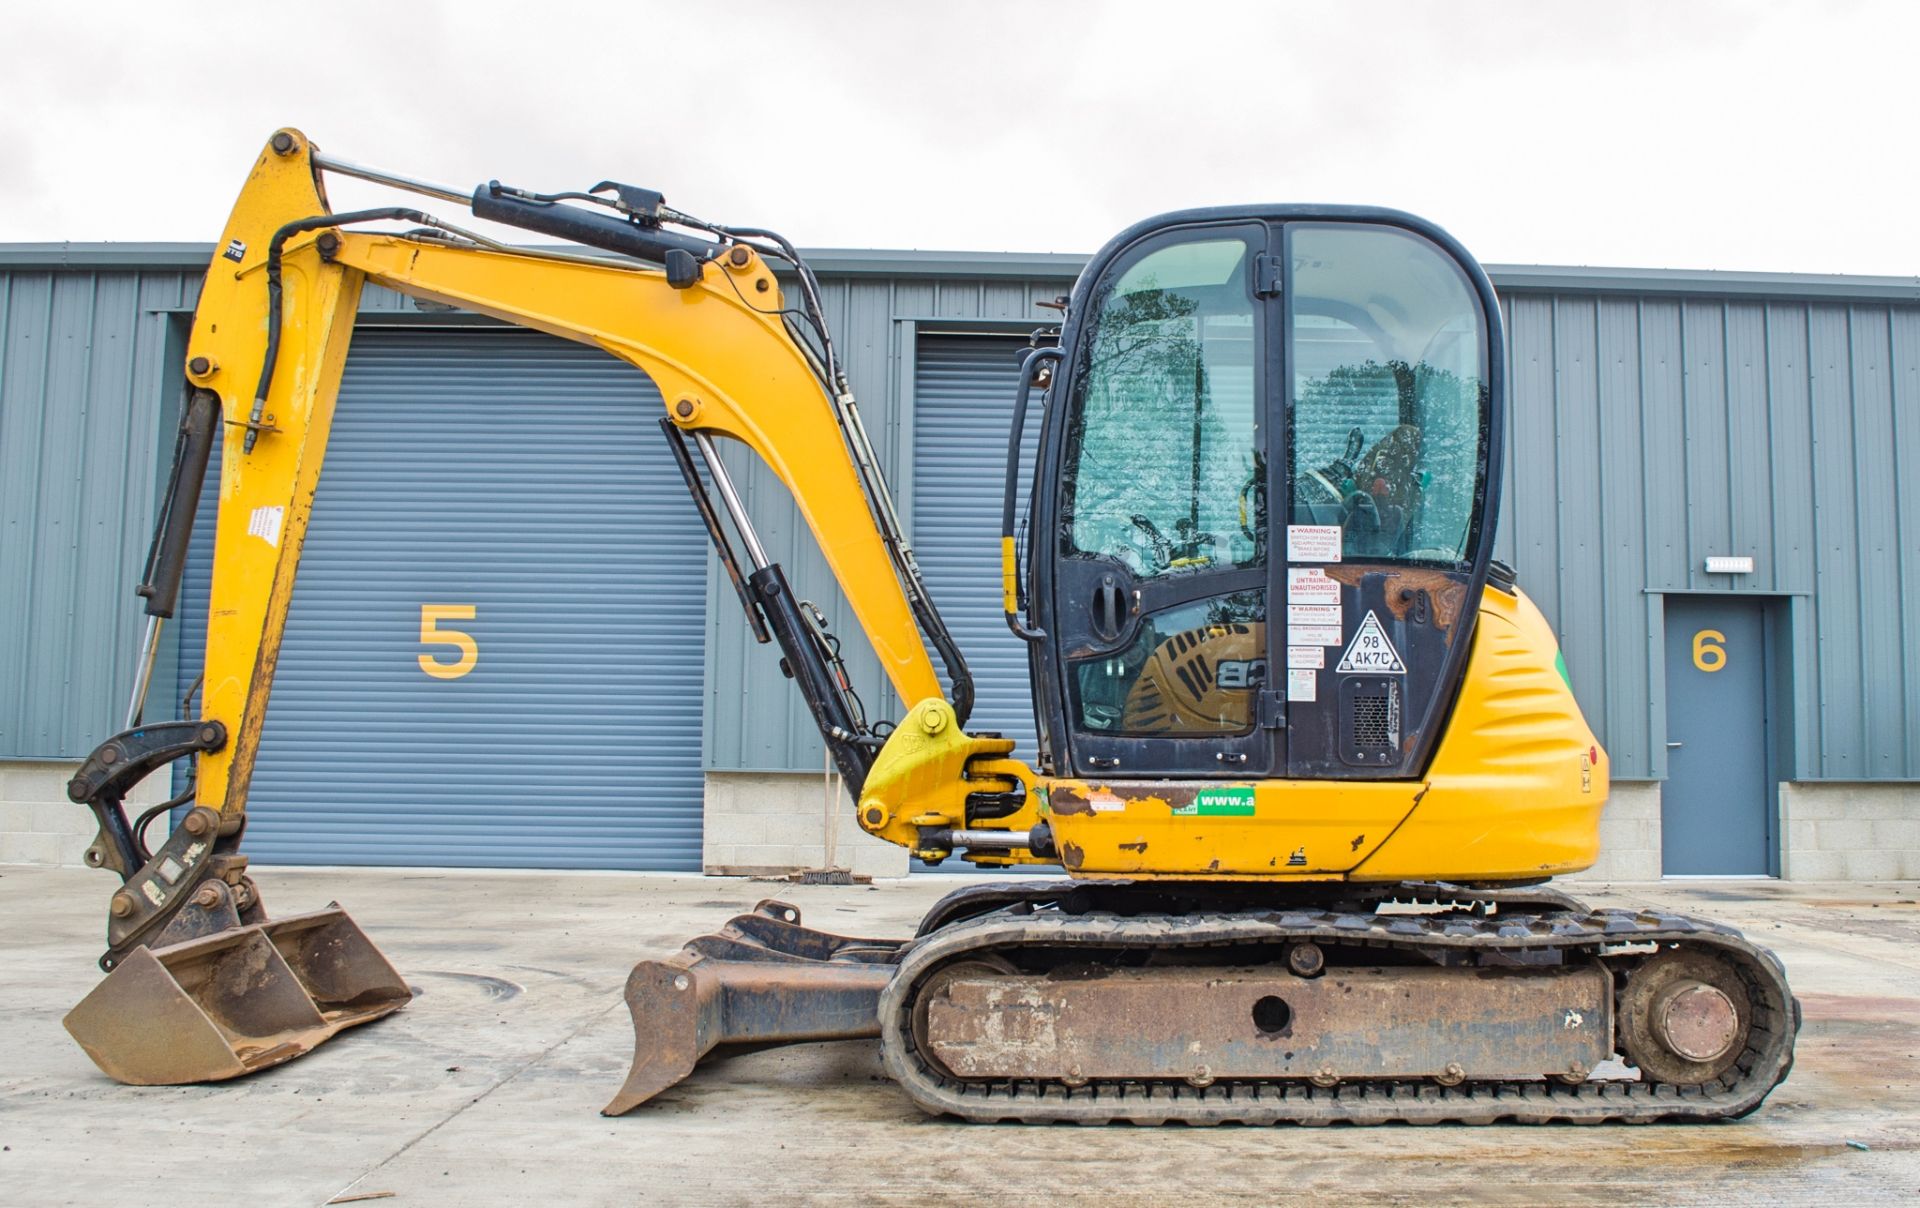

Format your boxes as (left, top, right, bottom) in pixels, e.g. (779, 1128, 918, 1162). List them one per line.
(2, 243, 1916, 880)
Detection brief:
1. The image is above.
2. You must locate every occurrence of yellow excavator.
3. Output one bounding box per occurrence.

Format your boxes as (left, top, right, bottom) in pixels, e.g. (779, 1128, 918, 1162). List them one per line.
(62, 129, 1796, 1124)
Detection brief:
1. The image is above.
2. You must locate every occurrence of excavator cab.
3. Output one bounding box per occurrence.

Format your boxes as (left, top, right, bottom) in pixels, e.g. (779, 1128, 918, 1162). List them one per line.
(1011, 210, 1498, 782)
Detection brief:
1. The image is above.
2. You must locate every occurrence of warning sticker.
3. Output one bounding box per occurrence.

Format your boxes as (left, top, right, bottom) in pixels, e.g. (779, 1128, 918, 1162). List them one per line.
(1285, 525, 1343, 563)
(1286, 568, 1341, 604)
(1286, 645, 1324, 670)
(1288, 603, 1341, 627)
(1292, 625, 1343, 647)
(247, 505, 285, 549)
(1173, 786, 1255, 817)
(1335, 610, 1406, 674)
(1287, 668, 1318, 702)
(1086, 789, 1125, 813)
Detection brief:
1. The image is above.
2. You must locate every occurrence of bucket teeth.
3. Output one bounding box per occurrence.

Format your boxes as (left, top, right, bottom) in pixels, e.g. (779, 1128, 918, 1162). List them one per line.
(64, 905, 409, 1085)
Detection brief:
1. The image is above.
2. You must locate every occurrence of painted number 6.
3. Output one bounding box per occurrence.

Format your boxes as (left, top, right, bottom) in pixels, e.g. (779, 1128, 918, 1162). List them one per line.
(1691, 628, 1726, 673)
(419, 604, 479, 680)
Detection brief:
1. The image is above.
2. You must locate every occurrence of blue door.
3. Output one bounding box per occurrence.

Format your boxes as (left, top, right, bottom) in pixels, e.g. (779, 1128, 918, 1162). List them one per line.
(1661, 596, 1775, 875)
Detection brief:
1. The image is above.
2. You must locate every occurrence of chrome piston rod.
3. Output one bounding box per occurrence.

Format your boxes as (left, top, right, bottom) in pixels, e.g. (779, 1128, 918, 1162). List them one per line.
(123, 615, 163, 729)
(310, 150, 470, 206)
(693, 431, 772, 570)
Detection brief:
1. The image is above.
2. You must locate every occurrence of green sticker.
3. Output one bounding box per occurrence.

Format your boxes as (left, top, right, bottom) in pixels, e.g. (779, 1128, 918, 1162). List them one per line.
(1173, 787, 1256, 817)
(1035, 785, 1050, 816)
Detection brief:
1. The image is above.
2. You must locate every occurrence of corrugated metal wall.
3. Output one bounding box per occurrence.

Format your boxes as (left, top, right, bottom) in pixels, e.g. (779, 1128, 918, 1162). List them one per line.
(1496, 292, 1920, 780)
(0, 267, 197, 756)
(707, 280, 1920, 784)
(911, 333, 1042, 754)
(6, 250, 1918, 791)
(701, 275, 1074, 771)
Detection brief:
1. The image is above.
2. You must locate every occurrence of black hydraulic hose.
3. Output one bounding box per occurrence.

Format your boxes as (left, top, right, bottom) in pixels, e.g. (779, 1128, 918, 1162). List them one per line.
(131, 784, 197, 864)
(718, 224, 978, 724)
(250, 207, 433, 451)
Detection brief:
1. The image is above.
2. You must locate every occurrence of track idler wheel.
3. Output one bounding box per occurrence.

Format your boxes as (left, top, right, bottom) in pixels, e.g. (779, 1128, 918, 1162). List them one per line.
(1619, 949, 1752, 1086)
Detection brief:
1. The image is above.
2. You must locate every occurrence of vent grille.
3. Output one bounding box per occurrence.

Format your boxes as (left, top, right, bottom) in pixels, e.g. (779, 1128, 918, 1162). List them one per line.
(1352, 692, 1394, 748)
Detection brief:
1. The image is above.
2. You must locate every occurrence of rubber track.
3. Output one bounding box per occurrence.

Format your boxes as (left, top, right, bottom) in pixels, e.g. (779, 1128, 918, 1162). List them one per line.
(879, 904, 1797, 1125)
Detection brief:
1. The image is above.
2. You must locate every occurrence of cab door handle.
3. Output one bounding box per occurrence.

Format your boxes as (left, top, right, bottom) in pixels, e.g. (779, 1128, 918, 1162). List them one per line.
(1089, 574, 1126, 643)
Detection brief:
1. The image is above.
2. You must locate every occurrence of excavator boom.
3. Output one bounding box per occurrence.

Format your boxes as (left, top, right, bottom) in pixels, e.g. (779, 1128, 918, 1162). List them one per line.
(64, 128, 984, 1086)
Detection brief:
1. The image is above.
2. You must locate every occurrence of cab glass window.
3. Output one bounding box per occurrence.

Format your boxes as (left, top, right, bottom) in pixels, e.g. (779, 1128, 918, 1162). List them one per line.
(1288, 224, 1488, 564)
(1060, 231, 1264, 579)
(1072, 592, 1265, 736)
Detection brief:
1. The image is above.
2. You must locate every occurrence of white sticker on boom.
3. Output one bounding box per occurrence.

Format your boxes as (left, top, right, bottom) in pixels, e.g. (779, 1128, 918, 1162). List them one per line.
(1286, 525, 1343, 563)
(1336, 610, 1406, 674)
(1287, 668, 1318, 702)
(247, 505, 285, 549)
(1292, 625, 1343, 647)
(1287, 645, 1324, 670)
(1288, 603, 1341, 627)
(1286, 567, 1341, 604)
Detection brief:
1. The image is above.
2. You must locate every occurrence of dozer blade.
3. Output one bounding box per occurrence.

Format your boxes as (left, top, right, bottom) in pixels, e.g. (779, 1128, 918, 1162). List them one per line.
(605, 899, 906, 1115)
(64, 905, 410, 1085)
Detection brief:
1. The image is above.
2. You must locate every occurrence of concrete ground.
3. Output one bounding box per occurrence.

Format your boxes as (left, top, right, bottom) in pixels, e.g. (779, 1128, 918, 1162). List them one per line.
(2, 868, 1916, 1207)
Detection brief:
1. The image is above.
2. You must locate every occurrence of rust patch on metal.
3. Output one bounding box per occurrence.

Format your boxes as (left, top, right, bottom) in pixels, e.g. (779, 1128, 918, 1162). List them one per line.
(1060, 842, 1085, 870)
(1049, 786, 1093, 815)
(922, 963, 1610, 1083)
(1118, 841, 1148, 853)
(63, 906, 409, 1086)
(1322, 568, 1468, 630)
(605, 903, 905, 1116)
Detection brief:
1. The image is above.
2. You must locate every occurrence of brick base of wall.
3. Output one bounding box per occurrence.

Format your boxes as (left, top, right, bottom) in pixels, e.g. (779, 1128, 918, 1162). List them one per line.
(701, 770, 909, 879)
(1781, 782, 1920, 880)
(0, 760, 170, 866)
(1563, 781, 1662, 882)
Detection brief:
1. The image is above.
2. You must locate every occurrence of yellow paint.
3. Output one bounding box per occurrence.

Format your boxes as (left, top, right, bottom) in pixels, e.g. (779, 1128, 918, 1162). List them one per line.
(183, 127, 1607, 891)
(186, 129, 363, 817)
(417, 605, 479, 680)
(1692, 628, 1727, 672)
(853, 582, 1605, 882)
(1000, 536, 1019, 615)
(187, 129, 941, 822)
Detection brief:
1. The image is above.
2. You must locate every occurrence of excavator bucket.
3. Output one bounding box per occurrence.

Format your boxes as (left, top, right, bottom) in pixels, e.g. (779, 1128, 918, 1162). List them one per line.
(64, 905, 410, 1085)
(605, 900, 905, 1115)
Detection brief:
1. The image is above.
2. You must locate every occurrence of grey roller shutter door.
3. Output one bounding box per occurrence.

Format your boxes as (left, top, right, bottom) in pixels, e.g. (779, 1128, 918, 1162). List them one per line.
(911, 334, 1041, 763)
(178, 328, 708, 869)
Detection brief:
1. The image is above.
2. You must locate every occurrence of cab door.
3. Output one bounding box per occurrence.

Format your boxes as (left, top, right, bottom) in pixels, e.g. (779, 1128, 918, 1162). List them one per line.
(1045, 223, 1277, 778)
(1032, 212, 1499, 783)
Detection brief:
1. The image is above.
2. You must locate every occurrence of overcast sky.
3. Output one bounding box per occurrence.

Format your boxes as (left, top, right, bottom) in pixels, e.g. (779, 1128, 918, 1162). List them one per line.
(3, 1, 1914, 276)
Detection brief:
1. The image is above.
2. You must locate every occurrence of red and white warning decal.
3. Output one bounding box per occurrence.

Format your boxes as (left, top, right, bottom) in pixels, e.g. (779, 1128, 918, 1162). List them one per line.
(1286, 567, 1341, 604)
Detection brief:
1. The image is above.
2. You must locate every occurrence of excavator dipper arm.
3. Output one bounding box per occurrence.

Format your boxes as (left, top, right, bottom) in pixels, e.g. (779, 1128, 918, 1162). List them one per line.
(63, 128, 1021, 1087)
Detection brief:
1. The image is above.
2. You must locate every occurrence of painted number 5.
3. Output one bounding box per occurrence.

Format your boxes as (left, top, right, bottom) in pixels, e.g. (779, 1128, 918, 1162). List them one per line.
(419, 604, 478, 680)
(1691, 628, 1727, 673)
